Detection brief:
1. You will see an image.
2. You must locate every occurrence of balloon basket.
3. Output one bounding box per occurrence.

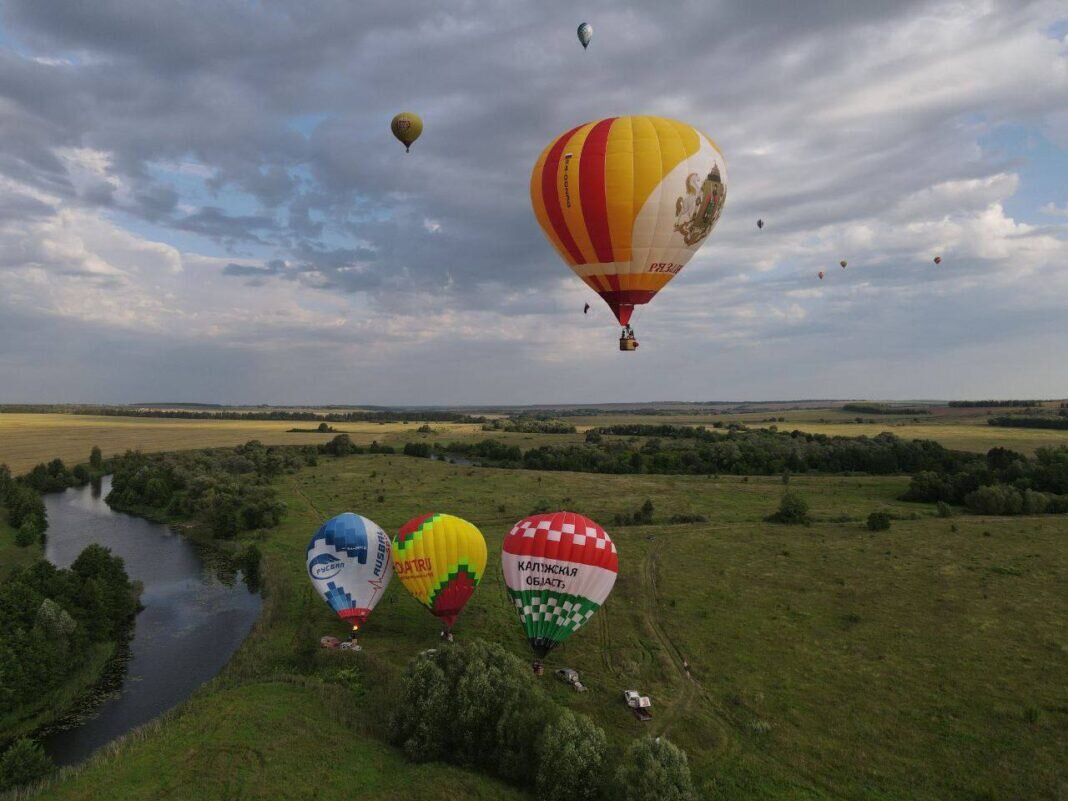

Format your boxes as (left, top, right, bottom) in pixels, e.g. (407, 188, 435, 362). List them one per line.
(532, 660, 545, 676)
(619, 336, 639, 352)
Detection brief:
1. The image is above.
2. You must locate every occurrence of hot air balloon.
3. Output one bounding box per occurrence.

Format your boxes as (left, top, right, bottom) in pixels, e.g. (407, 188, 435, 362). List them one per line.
(934, 256, 942, 265)
(530, 116, 727, 350)
(818, 271, 825, 280)
(757, 219, 764, 229)
(502, 511, 618, 672)
(391, 112, 422, 153)
(393, 513, 487, 636)
(583, 302, 590, 314)
(577, 22, 593, 49)
(840, 260, 848, 269)
(307, 512, 393, 634)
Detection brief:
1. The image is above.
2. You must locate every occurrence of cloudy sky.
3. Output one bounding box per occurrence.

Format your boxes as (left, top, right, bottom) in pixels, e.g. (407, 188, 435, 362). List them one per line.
(0, 0, 1065, 405)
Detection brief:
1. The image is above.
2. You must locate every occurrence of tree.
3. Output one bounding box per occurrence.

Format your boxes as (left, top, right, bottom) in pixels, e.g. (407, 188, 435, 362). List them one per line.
(536, 710, 608, 801)
(765, 491, 810, 524)
(323, 434, 357, 456)
(317, 422, 330, 433)
(614, 736, 696, 801)
(90, 446, 103, 469)
(866, 511, 891, 531)
(0, 738, 53, 791)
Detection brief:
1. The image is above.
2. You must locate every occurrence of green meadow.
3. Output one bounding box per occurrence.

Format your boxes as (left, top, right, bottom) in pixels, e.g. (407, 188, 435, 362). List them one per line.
(28, 452, 1068, 801)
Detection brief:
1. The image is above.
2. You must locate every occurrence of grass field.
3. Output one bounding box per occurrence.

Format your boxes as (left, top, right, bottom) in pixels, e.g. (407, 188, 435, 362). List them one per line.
(0, 414, 482, 474)
(32, 453, 1068, 801)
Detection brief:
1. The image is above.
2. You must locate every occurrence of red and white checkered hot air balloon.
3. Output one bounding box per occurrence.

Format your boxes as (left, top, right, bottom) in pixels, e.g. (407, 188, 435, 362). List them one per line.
(502, 512, 618, 672)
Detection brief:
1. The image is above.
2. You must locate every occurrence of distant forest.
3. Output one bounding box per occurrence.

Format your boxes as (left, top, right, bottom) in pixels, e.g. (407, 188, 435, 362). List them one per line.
(988, 415, 1068, 430)
(841, 403, 931, 415)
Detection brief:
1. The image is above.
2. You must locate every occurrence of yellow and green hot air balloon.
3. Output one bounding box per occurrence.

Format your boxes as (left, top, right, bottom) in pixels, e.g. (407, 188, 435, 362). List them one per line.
(530, 116, 728, 349)
(391, 112, 423, 152)
(393, 513, 487, 633)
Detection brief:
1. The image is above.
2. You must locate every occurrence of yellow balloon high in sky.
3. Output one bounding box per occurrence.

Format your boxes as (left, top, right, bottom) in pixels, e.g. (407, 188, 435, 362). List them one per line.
(392, 513, 487, 632)
(391, 112, 423, 152)
(530, 116, 728, 328)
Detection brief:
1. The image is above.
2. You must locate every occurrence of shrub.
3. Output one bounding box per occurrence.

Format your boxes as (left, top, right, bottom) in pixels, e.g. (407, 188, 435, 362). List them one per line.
(936, 501, 953, 518)
(867, 511, 892, 531)
(535, 709, 607, 801)
(765, 492, 810, 525)
(0, 738, 53, 791)
(614, 736, 697, 801)
(668, 513, 707, 524)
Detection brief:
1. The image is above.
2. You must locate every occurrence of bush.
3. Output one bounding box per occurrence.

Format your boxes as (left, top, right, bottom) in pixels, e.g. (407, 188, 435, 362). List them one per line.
(668, 513, 707, 524)
(765, 492, 810, 525)
(866, 511, 891, 531)
(0, 738, 53, 791)
(936, 501, 953, 518)
(965, 484, 1024, 515)
(390, 641, 602, 794)
(536, 709, 607, 801)
(403, 442, 432, 458)
(614, 736, 697, 801)
(14, 520, 40, 547)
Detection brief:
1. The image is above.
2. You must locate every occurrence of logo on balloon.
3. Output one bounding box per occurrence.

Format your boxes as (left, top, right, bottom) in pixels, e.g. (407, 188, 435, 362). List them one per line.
(308, 553, 344, 580)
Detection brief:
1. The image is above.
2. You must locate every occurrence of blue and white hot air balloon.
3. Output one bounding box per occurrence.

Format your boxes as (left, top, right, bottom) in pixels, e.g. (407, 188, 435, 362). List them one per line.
(307, 513, 393, 632)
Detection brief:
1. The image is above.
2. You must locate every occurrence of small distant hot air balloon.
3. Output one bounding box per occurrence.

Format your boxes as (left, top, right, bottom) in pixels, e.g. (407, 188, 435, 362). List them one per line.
(757, 219, 764, 229)
(390, 112, 423, 153)
(307, 513, 393, 634)
(934, 256, 942, 265)
(840, 260, 848, 269)
(393, 513, 487, 636)
(531, 116, 727, 349)
(818, 271, 825, 280)
(583, 302, 590, 314)
(577, 22, 593, 49)
(502, 511, 618, 672)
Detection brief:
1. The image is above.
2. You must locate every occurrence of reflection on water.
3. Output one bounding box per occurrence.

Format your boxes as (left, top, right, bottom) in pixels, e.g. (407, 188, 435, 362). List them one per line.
(40, 476, 262, 766)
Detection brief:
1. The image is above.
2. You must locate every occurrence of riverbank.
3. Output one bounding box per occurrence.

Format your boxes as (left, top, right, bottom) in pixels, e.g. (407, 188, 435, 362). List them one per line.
(0, 643, 117, 745)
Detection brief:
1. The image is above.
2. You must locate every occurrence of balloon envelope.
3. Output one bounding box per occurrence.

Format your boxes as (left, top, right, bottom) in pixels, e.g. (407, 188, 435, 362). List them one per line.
(391, 112, 423, 152)
(577, 22, 592, 49)
(393, 513, 487, 630)
(307, 513, 393, 629)
(840, 260, 847, 268)
(934, 256, 942, 264)
(502, 511, 618, 658)
(757, 219, 764, 229)
(818, 271, 824, 279)
(530, 116, 727, 326)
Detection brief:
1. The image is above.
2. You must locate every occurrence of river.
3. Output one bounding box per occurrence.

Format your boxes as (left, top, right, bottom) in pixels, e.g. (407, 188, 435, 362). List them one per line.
(39, 477, 262, 766)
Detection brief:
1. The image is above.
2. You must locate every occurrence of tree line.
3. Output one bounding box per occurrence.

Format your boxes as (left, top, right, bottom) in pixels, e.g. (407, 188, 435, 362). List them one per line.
(842, 403, 931, 415)
(75, 407, 485, 424)
(410, 427, 971, 477)
(948, 400, 1048, 408)
(480, 415, 577, 434)
(901, 445, 1068, 515)
(987, 415, 1068, 431)
(391, 640, 697, 801)
(106, 436, 395, 538)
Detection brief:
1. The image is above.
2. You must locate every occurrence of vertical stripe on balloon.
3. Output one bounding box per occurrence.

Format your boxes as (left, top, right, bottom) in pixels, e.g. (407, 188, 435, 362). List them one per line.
(579, 117, 616, 263)
(540, 126, 586, 265)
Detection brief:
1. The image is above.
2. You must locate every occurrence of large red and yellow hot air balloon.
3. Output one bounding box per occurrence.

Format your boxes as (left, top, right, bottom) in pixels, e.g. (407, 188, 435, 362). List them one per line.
(530, 116, 727, 349)
(392, 513, 487, 635)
